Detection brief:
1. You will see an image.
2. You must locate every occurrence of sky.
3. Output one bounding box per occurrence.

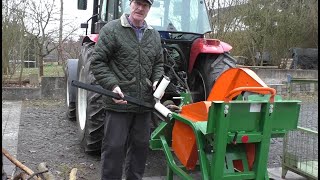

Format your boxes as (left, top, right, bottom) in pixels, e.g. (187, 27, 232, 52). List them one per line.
(29, 0, 93, 40)
(60, 0, 93, 37)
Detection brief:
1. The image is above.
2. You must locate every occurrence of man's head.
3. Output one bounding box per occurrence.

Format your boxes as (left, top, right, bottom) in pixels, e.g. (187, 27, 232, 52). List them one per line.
(130, 0, 153, 6)
(129, 0, 152, 26)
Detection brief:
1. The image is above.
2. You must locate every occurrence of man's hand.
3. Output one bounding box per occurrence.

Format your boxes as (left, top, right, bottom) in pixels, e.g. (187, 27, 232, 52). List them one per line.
(112, 86, 127, 104)
(152, 81, 159, 91)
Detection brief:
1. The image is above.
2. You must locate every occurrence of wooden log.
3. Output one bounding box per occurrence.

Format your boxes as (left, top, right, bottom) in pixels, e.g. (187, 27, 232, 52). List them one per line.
(69, 168, 77, 180)
(37, 162, 55, 180)
(12, 172, 28, 180)
(2, 148, 41, 180)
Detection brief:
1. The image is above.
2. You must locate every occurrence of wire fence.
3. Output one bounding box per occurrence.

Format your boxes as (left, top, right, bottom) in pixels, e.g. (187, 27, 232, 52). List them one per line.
(281, 80, 318, 179)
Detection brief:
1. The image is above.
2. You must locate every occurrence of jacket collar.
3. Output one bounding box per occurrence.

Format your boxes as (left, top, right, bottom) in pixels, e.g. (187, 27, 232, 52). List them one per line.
(120, 14, 153, 30)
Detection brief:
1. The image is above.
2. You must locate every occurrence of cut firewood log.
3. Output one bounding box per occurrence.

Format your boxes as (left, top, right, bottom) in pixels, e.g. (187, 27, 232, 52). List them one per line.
(37, 162, 55, 180)
(2, 148, 41, 180)
(69, 168, 77, 180)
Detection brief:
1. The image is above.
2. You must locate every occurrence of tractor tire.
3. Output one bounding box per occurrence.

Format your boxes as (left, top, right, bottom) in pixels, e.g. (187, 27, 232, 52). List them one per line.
(189, 53, 236, 102)
(65, 59, 79, 121)
(76, 42, 105, 155)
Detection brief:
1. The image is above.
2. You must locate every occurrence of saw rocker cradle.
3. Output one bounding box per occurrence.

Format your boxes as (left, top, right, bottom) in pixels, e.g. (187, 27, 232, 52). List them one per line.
(149, 68, 301, 180)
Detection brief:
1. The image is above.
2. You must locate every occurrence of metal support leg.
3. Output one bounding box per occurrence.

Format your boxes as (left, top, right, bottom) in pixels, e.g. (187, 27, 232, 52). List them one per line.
(167, 165, 173, 180)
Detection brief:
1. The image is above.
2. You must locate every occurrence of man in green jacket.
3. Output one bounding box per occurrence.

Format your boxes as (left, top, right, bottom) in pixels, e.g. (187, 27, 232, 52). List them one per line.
(90, 0, 164, 179)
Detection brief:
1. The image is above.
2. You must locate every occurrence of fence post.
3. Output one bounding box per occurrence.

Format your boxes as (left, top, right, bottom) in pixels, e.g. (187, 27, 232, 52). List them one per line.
(287, 74, 293, 99)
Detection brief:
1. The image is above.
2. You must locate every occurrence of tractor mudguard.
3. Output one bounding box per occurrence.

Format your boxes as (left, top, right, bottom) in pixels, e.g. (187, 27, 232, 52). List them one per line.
(188, 38, 233, 73)
(65, 59, 79, 121)
(81, 34, 99, 45)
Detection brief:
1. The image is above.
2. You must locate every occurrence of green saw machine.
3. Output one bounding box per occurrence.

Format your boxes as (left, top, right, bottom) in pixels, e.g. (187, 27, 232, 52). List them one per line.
(150, 67, 301, 180)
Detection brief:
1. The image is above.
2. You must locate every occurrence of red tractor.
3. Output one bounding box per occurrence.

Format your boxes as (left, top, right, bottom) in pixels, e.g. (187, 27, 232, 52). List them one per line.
(65, 0, 237, 154)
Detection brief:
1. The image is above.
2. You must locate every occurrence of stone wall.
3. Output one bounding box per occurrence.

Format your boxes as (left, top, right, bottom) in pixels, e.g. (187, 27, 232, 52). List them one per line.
(1, 69, 318, 100)
(2, 77, 65, 100)
(252, 69, 318, 95)
(2, 87, 42, 100)
(40, 77, 65, 99)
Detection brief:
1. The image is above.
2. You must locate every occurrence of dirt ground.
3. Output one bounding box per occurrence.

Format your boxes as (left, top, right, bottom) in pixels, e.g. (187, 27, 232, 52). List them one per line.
(15, 99, 168, 180)
(14, 96, 318, 180)
(15, 99, 99, 179)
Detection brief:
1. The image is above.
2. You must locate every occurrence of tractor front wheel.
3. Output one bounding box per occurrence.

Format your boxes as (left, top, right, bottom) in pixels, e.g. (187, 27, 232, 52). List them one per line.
(76, 42, 105, 155)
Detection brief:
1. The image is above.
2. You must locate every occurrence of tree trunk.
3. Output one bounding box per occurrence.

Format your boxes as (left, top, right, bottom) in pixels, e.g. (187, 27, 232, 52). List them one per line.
(2, 47, 10, 76)
(39, 56, 44, 77)
(58, 0, 63, 65)
(18, 39, 24, 86)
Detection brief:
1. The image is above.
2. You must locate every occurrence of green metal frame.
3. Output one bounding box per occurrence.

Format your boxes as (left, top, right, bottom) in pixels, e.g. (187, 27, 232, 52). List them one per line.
(150, 94, 301, 180)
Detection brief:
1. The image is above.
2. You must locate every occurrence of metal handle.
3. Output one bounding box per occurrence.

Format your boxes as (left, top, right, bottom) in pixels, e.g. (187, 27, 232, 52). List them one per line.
(224, 87, 276, 103)
(71, 80, 154, 109)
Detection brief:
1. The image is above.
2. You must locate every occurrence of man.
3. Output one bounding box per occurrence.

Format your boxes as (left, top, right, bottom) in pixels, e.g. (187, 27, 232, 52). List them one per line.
(90, 0, 164, 179)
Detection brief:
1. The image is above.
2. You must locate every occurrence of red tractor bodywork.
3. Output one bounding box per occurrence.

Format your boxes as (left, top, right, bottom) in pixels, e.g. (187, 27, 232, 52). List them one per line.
(188, 38, 233, 73)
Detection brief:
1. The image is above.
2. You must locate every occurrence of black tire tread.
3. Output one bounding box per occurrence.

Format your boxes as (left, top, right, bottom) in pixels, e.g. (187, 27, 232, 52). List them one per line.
(191, 53, 236, 102)
(201, 53, 236, 97)
(77, 42, 105, 155)
(67, 102, 76, 121)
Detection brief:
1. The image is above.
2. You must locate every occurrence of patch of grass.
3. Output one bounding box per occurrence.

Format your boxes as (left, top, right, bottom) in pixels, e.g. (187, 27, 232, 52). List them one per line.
(3, 63, 65, 81)
(57, 163, 72, 179)
(24, 65, 64, 77)
(23, 63, 65, 77)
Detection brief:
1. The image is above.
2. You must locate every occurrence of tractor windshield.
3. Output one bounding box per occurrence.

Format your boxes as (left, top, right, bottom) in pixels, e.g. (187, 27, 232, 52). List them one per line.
(120, 0, 212, 34)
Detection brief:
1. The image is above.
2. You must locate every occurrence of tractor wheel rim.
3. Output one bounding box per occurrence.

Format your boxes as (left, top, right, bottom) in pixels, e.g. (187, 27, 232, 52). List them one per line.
(77, 67, 87, 131)
(66, 76, 70, 107)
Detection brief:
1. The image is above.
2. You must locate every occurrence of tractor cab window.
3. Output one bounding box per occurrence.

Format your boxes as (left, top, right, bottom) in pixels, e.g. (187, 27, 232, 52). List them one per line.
(100, 0, 107, 21)
(107, 0, 116, 21)
(120, 0, 212, 34)
(101, 0, 116, 22)
(118, 0, 123, 17)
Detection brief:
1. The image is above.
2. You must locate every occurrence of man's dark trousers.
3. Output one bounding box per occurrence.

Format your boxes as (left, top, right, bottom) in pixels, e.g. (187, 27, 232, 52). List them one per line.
(101, 110, 151, 180)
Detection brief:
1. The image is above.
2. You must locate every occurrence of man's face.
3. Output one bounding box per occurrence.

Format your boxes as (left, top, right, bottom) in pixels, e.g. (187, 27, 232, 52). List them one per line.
(130, 0, 151, 22)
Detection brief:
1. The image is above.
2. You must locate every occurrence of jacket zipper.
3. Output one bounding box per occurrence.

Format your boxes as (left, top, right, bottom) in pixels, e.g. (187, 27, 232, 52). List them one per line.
(137, 30, 142, 113)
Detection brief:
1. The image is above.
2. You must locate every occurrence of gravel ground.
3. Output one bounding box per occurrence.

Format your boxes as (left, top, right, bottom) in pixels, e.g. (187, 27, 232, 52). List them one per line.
(15, 99, 167, 180)
(15, 95, 318, 179)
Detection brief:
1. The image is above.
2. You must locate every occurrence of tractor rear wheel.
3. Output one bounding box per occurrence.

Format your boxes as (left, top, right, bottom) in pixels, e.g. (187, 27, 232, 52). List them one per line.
(189, 53, 236, 102)
(76, 42, 105, 155)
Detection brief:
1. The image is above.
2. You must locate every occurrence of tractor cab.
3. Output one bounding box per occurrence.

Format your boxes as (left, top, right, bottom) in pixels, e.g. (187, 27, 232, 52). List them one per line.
(78, 0, 212, 36)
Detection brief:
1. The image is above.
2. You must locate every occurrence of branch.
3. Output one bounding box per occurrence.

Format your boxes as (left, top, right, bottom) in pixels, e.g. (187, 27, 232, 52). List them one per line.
(2, 148, 41, 180)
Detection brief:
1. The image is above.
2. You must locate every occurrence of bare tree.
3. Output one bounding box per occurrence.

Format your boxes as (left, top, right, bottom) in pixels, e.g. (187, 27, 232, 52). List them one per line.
(60, 37, 82, 60)
(58, 0, 63, 65)
(24, 0, 78, 76)
(2, 0, 28, 84)
(2, 0, 23, 75)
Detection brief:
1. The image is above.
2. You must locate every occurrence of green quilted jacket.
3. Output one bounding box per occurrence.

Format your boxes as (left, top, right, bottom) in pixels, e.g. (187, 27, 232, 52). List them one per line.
(90, 14, 164, 113)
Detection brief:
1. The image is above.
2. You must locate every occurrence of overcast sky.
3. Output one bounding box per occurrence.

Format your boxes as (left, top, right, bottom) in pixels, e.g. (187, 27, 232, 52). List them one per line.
(60, 0, 93, 37)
